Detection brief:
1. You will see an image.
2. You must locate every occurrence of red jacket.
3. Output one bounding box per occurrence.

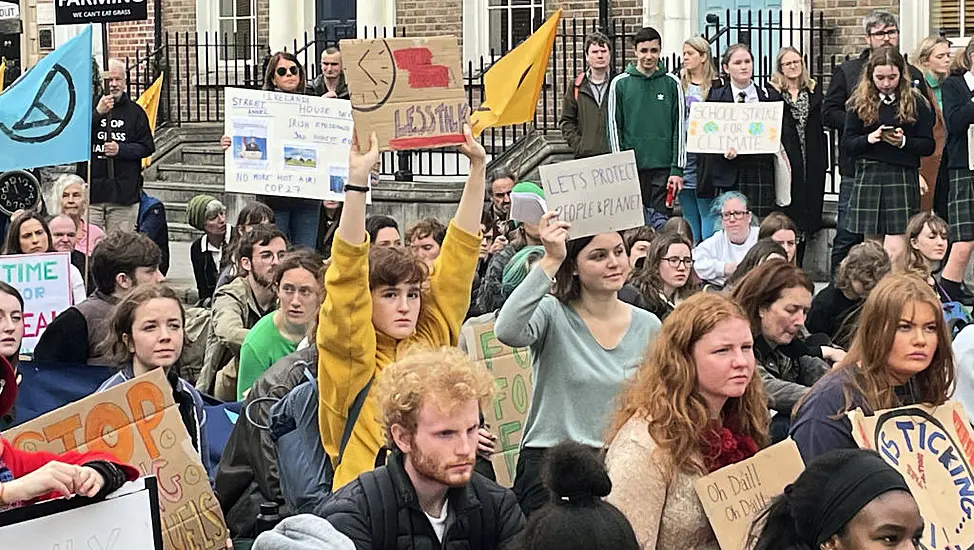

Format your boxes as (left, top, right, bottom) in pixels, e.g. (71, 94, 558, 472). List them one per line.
(0, 437, 140, 505)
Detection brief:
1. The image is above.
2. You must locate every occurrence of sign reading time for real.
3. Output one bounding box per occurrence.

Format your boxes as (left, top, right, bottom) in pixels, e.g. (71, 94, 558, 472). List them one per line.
(55, 0, 148, 25)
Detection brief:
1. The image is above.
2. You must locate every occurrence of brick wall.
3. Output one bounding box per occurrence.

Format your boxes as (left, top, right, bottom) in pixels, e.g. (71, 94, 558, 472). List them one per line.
(813, 0, 898, 64)
(396, 0, 464, 38)
(107, 0, 158, 60)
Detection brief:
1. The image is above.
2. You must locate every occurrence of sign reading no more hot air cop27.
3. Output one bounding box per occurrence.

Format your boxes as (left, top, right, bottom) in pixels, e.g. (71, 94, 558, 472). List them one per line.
(686, 102, 783, 155)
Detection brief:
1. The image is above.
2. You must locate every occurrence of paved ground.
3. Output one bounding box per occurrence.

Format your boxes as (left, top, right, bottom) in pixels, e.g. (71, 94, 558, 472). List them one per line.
(166, 240, 198, 303)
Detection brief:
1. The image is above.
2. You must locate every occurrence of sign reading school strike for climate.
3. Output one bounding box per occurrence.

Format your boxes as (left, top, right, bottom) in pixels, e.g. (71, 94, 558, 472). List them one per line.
(224, 87, 361, 202)
(0, 252, 71, 354)
(850, 402, 974, 550)
(3, 369, 229, 550)
(463, 320, 532, 488)
(55, 0, 148, 25)
(538, 150, 643, 240)
(341, 36, 469, 151)
(694, 439, 805, 550)
(686, 102, 783, 155)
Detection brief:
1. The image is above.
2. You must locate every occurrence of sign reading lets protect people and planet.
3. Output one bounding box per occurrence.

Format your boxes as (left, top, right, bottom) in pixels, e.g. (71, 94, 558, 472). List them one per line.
(686, 102, 783, 155)
(0, 252, 72, 354)
(538, 150, 644, 239)
(224, 88, 359, 202)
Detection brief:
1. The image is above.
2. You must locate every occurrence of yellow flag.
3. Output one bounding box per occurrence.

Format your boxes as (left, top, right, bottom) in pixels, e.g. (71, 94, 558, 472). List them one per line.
(0, 58, 6, 94)
(136, 73, 164, 169)
(470, 9, 561, 137)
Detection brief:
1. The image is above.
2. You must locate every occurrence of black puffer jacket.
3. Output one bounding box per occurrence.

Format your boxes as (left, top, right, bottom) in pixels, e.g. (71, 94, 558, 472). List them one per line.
(318, 451, 524, 550)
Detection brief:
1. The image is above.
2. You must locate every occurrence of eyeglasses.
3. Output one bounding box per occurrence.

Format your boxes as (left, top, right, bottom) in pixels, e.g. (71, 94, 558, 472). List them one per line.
(661, 256, 693, 268)
(868, 28, 899, 39)
(276, 65, 300, 77)
(720, 210, 750, 220)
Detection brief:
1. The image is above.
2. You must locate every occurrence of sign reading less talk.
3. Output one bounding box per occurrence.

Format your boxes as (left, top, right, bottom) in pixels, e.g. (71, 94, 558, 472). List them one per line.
(340, 36, 469, 151)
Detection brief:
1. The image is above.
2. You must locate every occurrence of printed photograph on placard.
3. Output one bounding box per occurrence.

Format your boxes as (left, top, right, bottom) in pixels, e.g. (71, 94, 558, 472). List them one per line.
(283, 145, 318, 171)
(230, 119, 270, 170)
(232, 136, 267, 160)
(329, 165, 348, 194)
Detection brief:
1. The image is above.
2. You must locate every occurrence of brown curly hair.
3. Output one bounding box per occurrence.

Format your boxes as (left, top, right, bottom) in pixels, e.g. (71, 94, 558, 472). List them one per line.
(630, 232, 699, 313)
(606, 293, 769, 476)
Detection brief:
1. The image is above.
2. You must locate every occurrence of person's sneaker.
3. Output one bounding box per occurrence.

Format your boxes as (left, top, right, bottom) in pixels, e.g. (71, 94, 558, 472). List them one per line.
(940, 277, 974, 307)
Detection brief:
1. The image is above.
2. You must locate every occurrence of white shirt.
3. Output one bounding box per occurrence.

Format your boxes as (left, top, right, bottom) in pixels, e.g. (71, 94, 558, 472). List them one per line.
(965, 72, 974, 100)
(424, 500, 449, 542)
(200, 232, 231, 268)
(731, 81, 759, 103)
(68, 264, 86, 305)
(693, 226, 759, 286)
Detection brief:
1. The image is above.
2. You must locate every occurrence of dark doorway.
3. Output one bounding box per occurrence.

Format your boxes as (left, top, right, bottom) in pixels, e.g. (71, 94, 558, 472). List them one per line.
(314, 0, 356, 63)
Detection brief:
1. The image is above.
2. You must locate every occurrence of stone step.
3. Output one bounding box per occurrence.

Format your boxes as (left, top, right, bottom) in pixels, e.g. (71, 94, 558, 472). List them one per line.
(180, 145, 226, 166)
(155, 163, 226, 185)
(169, 221, 202, 243)
(143, 179, 227, 204)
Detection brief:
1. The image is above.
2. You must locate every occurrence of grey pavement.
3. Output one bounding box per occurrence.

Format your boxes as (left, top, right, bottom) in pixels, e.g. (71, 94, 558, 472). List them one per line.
(165, 240, 198, 303)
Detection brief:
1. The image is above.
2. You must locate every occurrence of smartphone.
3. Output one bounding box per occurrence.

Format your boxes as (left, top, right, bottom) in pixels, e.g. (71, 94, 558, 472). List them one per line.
(880, 125, 896, 138)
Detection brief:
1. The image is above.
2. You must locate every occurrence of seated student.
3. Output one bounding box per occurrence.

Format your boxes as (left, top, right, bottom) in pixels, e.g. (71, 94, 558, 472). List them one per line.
(807, 242, 891, 349)
(318, 127, 486, 490)
(216, 202, 275, 290)
(365, 215, 401, 248)
(406, 217, 446, 268)
(757, 212, 800, 264)
(747, 449, 920, 550)
(138, 192, 170, 276)
(693, 191, 759, 288)
(622, 226, 655, 269)
(236, 248, 324, 400)
(97, 284, 209, 466)
(187, 195, 230, 305)
(34, 231, 164, 366)
(630, 232, 698, 320)
(790, 273, 954, 462)
(723, 238, 788, 290)
(4, 211, 85, 304)
(904, 211, 950, 302)
(200, 225, 287, 399)
(316, 347, 525, 546)
(49, 214, 89, 289)
(507, 441, 640, 550)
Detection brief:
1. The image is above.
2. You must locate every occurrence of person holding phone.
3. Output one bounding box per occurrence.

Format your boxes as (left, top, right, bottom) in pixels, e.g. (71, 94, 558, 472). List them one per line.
(843, 46, 935, 269)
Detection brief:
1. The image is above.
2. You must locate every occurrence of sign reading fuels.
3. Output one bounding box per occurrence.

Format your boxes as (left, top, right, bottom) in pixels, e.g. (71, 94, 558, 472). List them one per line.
(55, 0, 148, 25)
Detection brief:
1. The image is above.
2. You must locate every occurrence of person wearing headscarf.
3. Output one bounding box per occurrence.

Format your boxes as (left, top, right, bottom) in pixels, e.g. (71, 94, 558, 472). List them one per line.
(188, 194, 230, 305)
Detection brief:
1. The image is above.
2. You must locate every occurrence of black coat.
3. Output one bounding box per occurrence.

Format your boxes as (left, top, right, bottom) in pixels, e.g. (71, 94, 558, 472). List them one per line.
(777, 86, 828, 235)
(190, 233, 227, 305)
(79, 93, 155, 206)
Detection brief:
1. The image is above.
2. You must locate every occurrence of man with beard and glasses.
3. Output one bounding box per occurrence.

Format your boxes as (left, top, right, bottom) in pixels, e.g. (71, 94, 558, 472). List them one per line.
(317, 347, 524, 549)
(198, 225, 287, 400)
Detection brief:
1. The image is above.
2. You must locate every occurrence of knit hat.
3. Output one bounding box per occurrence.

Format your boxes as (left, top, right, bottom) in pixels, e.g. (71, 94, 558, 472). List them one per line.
(253, 515, 354, 550)
(501, 245, 545, 298)
(509, 182, 547, 225)
(0, 355, 17, 418)
(186, 194, 224, 231)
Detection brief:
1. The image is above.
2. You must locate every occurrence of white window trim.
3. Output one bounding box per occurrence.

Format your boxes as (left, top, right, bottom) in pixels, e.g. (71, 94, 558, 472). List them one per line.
(196, 0, 259, 69)
(463, 0, 544, 70)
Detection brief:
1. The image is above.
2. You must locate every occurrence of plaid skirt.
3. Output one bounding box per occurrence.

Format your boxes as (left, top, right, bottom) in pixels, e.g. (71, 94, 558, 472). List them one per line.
(949, 169, 974, 242)
(736, 157, 775, 217)
(844, 159, 919, 235)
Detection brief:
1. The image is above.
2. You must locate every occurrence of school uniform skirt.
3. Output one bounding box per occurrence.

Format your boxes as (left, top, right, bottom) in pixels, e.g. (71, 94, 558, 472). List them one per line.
(845, 159, 920, 235)
(736, 156, 775, 217)
(949, 169, 974, 242)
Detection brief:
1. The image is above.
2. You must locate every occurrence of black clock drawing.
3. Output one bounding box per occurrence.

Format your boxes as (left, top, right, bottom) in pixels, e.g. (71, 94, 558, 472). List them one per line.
(0, 170, 41, 216)
(349, 39, 397, 113)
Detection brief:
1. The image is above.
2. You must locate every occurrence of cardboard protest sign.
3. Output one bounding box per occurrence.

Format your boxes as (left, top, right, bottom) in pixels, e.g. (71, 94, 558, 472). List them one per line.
(538, 150, 643, 239)
(463, 319, 532, 487)
(850, 402, 974, 549)
(0, 477, 163, 549)
(224, 87, 362, 202)
(0, 252, 72, 354)
(2, 369, 229, 550)
(686, 102, 783, 155)
(340, 36, 469, 151)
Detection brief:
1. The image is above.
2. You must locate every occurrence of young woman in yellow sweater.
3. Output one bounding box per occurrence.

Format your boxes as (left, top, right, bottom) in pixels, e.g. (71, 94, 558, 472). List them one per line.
(317, 126, 488, 489)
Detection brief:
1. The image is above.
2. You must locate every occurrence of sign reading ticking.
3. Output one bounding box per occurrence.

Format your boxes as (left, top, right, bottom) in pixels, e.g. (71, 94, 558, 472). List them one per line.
(686, 102, 783, 155)
(55, 0, 148, 25)
(538, 150, 642, 239)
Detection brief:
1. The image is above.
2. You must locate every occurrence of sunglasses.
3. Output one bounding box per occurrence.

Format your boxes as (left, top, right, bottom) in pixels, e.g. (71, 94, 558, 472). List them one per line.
(276, 65, 299, 77)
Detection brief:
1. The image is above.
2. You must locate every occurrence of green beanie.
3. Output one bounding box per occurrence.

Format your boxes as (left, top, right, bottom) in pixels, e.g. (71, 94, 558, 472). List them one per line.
(187, 194, 218, 231)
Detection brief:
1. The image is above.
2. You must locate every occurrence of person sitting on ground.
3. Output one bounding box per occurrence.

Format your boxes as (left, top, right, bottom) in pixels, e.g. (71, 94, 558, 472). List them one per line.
(723, 238, 788, 290)
(49, 214, 89, 290)
(33, 231, 163, 365)
(188, 194, 230, 305)
(622, 226, 655, 270)
(47, 174, 104, 256)
(4, 211, 86, 304)
(406, 217, 447, 269)
(757, 212, 800, 264)
(630, 232, 698, 320)
(747, 449, 920, 550)
(316, 347, 525, 546)
(318, 127, 488, 490)
(461, 245, 546, 344)
(198, 225, 287, 399)
(237, 248, 325, 400)
(217, 201, 275, 289)
(904, 211, 951, 302)
(138, 191, 170, 276)
(807, 241, 891, 348)
(507, 441, 640, 550)
(693, 191, 759, 288)
(365, 215, 401, 248)
(658, 216, 694, 241)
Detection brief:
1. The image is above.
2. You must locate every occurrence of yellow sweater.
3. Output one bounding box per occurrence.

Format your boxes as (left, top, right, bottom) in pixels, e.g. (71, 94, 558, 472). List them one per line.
(317, 220, 481, 489)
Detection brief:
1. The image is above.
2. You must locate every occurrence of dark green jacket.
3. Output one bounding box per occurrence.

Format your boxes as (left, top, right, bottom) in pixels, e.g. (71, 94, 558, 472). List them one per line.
(607, 63, 686, 176)
(559, 71, 611, 158)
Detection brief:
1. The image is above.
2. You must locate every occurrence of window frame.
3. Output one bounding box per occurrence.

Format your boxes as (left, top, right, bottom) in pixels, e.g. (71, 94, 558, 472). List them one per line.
(196, 0, 260, 67)
(462, 0, 545, 69)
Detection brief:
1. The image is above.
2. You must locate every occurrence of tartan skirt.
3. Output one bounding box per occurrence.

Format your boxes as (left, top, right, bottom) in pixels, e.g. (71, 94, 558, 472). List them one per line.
(949, 169, 974, 242)
(844, 159, 920, 235)
(736, 157, 775, 217)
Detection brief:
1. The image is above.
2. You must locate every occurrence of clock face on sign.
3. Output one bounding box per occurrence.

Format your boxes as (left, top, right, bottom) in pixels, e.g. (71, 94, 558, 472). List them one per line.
(0, 171, 41, 216)
(349, 39, 397, 113)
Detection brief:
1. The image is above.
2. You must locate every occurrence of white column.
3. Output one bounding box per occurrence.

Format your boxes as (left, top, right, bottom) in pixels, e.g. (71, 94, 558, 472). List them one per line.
(780, 0, 810, 51)
(269, 0, 316, 53)
(898, 0, 930, 57)
(357, 0, 397, 37)
(643, 0, 694, 59)
(462, 0, 489, 64)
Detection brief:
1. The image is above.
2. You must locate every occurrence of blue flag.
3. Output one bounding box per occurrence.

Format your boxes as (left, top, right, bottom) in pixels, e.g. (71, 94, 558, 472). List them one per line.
(0, 25, 93, 172)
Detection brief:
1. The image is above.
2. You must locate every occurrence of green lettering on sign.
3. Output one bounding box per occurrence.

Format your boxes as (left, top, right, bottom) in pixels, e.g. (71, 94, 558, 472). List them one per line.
(492, 377, 508, 420)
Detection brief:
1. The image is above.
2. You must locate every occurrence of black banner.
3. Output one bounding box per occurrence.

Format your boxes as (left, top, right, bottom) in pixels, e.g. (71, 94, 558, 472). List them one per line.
(54, 0, 148, 25)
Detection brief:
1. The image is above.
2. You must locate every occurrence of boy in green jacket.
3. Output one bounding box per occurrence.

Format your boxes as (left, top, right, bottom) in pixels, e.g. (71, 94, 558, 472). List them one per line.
(607, 26, 686, 228)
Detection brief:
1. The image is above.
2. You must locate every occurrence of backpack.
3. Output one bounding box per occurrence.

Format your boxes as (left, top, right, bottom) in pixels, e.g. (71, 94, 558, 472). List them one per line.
(268, 367, 372, 514)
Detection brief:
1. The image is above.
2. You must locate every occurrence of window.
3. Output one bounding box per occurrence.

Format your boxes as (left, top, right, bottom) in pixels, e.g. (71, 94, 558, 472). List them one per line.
(932, 0, 974, 38)
(487, 0, 544, 55)
(217, 0, 257, 61)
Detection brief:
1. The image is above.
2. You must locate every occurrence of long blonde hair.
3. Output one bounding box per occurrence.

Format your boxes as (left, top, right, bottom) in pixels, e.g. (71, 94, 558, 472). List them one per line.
(847, 46, 920, 126)
(950, 39, 974, 74)
(913, 35, 951, 81)
(680, 36, 717, 100)
(606, 293, 769, 476)
(769, 46, 816, 92)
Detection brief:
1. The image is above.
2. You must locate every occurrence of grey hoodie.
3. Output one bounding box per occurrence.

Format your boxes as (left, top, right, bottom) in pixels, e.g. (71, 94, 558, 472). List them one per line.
(253, 515, 355, 550)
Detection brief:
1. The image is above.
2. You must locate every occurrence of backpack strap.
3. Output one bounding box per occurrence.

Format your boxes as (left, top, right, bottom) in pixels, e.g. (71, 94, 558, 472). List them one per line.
(573, 72, 585, 101)
(361, 468, 398, 550)
(337, 377, 374, 465)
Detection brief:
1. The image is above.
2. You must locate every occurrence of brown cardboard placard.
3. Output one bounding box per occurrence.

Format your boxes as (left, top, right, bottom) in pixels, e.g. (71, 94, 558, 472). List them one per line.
(463, 319, 533, 487)
(340, 36, 469, 151)
(694, 438, 804, 550)
(3, 369, 228, 550)
(849, 402, 974, 549)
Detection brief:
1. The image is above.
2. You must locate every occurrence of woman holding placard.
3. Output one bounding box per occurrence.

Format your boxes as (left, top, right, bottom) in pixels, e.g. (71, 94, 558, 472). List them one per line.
(493, 212, 661, 517)
(3, 211, 86, 305)
(603, 292, 767, 549)
(842, 47, 935, 269)
(790, 273, 954, 462)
